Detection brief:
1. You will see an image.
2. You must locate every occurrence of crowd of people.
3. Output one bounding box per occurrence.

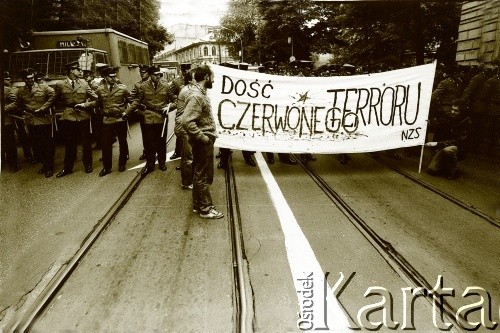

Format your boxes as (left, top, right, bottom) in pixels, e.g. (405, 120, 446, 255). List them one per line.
(2, 62, 225, 219)
(425, 61, 499, 179)
(2, 59, 498, 209)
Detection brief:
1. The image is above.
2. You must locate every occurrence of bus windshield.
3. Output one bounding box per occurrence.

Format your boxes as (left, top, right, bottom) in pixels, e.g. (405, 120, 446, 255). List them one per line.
(9, 48, 109, 83)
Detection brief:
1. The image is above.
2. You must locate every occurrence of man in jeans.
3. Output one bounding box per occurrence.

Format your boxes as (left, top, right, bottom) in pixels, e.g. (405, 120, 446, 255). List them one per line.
(175, 69, 194, 189)
(182, 65, 224, 219)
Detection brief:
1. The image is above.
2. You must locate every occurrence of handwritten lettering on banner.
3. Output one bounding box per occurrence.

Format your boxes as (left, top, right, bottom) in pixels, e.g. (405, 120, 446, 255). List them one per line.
(209, 63, 436, 154)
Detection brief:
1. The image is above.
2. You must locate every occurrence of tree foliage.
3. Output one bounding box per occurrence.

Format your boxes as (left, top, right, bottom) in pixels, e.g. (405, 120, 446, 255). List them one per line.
(218, 1, 461, 68)
(0, 0, 173, 59)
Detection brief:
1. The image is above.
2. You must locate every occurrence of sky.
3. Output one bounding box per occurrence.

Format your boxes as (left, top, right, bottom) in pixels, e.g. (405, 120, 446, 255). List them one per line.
(159, 0, 230, 27)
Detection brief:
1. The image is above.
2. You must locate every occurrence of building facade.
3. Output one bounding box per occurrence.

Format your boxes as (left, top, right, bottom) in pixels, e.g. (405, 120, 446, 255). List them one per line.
(154, 24, 237, 65)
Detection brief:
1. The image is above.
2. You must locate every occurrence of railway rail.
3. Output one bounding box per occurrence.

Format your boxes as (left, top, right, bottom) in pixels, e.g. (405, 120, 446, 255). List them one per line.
(9, 137, 251, 333)
(291, 152, 499, 331)
(5, 148, 496, 332)
(368, 154, 499, 229)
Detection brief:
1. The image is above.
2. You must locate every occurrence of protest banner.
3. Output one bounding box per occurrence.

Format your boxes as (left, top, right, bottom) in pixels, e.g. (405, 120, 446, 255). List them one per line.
(209, 62, 436, 154)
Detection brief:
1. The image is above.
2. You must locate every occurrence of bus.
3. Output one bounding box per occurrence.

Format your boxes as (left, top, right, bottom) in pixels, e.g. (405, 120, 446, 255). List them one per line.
(9, 28, 149, 89)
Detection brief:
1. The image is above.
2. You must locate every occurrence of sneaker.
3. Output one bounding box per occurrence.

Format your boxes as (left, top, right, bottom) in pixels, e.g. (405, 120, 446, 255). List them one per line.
(193, 208, 200, 213)
(200, 208, 224, 219)
(182, 184, 193, 190)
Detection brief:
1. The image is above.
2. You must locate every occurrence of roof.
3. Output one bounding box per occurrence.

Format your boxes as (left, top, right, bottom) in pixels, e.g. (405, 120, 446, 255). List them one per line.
(32, 28, 147, 46)
(12, 48, 108, 54)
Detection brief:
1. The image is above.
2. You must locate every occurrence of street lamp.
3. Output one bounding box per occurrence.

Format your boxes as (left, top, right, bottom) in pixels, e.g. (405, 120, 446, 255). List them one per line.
(219, 25, 243, 63)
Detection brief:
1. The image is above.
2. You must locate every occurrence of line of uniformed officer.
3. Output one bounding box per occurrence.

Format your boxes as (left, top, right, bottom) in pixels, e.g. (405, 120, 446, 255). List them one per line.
(80, 66, 130, 176)
(53, 60, 98, 177)
(5, 69, 56, 177)
(126, 65, 178, 176)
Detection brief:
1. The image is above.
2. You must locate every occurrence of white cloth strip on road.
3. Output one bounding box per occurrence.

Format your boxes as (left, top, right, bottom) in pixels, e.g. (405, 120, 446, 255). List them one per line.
(255, 152, 351, 332)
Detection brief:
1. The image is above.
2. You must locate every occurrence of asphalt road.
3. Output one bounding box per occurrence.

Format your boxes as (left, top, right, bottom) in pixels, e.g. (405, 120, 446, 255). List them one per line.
(1, 129, 498, 332)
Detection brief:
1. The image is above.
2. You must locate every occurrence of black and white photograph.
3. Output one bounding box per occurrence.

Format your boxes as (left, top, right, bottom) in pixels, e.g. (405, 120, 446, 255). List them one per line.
(0, 0, 499, 332)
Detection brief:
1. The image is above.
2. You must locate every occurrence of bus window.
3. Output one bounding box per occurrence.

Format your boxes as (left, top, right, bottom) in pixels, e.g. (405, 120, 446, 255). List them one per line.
(9, 49, 108, 85)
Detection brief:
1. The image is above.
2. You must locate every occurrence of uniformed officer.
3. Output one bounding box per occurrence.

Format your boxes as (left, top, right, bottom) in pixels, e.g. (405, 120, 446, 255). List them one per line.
(430, 67, 460, 142)
(2, 71, 19, 172)
(129, 64, 150, 161)
(7, 69, 56, 177)
(89, 63, 109, 150)
(54, 60, 98, 177)
(84, 67, 130, 176)
(458, 63, 490, 154)
(482, 64, 500, 155)
(127, 65, 177, 176)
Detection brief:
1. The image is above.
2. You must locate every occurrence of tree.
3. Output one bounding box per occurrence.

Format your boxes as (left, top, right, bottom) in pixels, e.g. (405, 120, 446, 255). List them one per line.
(219, 0, 346, 65)
(0, 0, 173, 59)
(326, 2, 461, 69)
(219, 1, 461, 70)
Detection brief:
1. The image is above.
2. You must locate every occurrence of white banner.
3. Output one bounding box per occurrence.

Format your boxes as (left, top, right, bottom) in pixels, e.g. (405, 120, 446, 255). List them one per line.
(210, 62, 436, 154)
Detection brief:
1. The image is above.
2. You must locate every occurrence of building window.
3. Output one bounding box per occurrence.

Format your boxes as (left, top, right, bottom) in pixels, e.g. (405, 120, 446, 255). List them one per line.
(212, 46, 216, 56)
(203, 46, 209, 56)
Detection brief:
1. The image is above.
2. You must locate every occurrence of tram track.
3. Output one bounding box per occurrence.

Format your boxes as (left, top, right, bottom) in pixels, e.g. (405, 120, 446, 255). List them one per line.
(10, 159, 146, 333)
(9, 136, 249, 333)
(368, 153, 500, 229)
(292, 154, 468, 331)
(224, 154, 254, 333)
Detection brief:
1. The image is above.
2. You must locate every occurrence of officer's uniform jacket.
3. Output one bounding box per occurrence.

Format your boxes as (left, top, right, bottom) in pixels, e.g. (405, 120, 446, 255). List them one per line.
(86, 82, 130, 124)
(54, 77, 97, 121)
(181, 82, 217, 143)
(431, 77, 459, 117)
(128, 80, 147, 107)
(127, 79, 177, 124)
(3, 85, 17, 126)
(460, 72, 488, 115)
(7, 83, 55, 126)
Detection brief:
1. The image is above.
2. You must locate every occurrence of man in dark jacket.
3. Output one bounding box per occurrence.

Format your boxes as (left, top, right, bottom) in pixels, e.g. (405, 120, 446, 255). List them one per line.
(181, 65, 224, 219)
(481, 64, 500, 155)
(459, 63, 490, 154)
(430, 68, 461, 142)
